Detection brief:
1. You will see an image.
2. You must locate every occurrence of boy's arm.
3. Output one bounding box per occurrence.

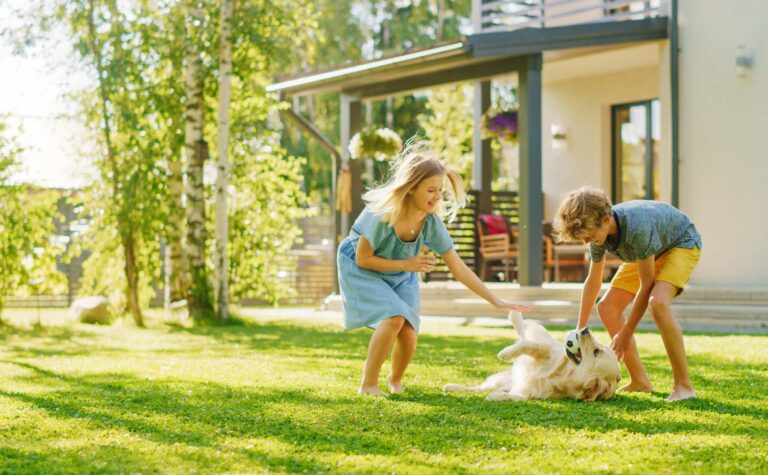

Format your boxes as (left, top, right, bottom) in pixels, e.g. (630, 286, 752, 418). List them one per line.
(577, 258, 606, 330)
(355, 236, 434, 273)
(443, 249, 529, 311)
(612, 255, 655, 358)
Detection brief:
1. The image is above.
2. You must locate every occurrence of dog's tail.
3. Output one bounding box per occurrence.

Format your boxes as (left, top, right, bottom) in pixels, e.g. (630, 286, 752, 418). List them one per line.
(443, 381, 498, 393)
(508, 311, 526, 339)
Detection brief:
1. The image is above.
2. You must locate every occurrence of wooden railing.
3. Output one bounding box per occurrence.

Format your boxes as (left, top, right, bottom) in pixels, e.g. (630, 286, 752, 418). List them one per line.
(473, 0, 666, 33)
(425, 190, 521, 282)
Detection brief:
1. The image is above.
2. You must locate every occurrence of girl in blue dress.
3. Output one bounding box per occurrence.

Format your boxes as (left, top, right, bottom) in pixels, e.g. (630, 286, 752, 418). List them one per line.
(338, 142, 530, 396)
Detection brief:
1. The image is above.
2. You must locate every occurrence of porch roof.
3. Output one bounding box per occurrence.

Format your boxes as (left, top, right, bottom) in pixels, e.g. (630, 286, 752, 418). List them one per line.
(267, 17, 668, 99)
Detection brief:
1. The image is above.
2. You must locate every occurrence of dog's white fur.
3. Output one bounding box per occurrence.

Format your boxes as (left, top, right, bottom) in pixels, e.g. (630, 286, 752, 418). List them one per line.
(443, 312, 621, 402)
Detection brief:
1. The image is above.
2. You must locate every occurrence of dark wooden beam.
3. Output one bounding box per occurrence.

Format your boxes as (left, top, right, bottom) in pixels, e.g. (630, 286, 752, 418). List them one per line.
(517, 54, 543, 286)
(469, 17, 668, 58)
(473, 80, 493, 215)
(348, 57, 527, 100)
(340, 94, 363, 234)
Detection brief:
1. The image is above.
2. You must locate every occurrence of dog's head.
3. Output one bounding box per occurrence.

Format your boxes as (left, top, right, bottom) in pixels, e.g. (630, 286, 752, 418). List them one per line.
(563, 328, 621, 401)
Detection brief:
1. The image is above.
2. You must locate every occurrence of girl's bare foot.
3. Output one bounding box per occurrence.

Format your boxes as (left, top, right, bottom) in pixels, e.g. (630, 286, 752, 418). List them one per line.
(358, 385, 386, 396)
(666, 387, 696, 402)
(618, 381, 654, 392)
(388, 380, 404, 394)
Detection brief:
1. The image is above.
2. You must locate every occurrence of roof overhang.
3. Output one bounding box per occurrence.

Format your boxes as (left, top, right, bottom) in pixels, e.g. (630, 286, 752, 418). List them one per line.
(267, 17, 668, 99)
(470, 17, 668, 58)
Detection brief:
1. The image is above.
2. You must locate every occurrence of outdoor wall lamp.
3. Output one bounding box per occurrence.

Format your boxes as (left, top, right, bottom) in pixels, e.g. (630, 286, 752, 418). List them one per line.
(736, 44, 754, 78)
(551, 124, 567, 141)
(551, 124, 567, 150)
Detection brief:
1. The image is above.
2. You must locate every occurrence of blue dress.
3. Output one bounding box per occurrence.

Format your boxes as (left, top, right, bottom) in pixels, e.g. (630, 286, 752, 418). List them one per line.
(337, 207, 454, 333)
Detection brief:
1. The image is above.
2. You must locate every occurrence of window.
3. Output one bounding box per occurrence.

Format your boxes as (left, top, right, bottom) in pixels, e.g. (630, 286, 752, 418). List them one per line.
(611, 99, 660, 202)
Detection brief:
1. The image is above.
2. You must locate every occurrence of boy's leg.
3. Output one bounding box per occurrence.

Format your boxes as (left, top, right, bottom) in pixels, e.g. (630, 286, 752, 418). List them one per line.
(388, 321, 417, 393)
(648, 281, 696, 401)
(360, 316, 405, 395)
(597, 288, 654, 391)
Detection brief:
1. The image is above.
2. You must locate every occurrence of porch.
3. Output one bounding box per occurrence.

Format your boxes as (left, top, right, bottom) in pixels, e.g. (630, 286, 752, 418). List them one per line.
(324, 283, 768, 333)
(268, 0, 674, 288)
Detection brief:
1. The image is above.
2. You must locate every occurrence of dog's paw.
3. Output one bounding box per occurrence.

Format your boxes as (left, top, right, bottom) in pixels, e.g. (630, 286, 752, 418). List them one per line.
(497, 345, 517, 361)
(485, 391, 510, 402)
(443, 383, 461, 392)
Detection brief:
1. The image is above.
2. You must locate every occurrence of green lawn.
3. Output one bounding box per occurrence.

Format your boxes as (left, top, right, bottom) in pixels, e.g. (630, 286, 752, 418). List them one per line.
(1, 308, 766, 474)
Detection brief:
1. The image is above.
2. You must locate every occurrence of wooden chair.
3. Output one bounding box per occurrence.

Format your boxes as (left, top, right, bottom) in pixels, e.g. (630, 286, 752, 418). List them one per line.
(476, 214, 518, 282)
(541, 221, 588, 282)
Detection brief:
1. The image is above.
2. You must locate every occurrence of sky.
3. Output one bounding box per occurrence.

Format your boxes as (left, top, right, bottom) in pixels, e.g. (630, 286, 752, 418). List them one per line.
(0, 5, 94, 189)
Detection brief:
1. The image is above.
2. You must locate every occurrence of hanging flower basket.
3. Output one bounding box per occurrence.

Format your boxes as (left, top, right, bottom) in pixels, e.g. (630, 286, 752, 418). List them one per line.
(348, 127, 403, 161)
(481, 109, 518, 143)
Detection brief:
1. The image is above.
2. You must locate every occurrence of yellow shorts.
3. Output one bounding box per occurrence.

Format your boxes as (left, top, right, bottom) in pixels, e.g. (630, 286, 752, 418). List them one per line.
(611, 247, 701, 295)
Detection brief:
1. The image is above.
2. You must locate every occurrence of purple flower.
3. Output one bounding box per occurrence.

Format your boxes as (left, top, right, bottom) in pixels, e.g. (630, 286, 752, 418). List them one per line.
(482, 109, 518, 142)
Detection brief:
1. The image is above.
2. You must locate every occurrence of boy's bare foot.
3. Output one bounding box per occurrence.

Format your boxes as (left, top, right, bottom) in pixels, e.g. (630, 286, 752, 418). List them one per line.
(388, 381, 404, 394)
(666, 387, 697, 402)
(618, 381, 654, 392)
(358, 385, 386, 396)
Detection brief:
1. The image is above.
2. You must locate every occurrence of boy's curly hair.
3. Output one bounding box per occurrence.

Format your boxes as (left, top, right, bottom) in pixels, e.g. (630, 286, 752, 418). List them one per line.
(553, 187, 612, 243)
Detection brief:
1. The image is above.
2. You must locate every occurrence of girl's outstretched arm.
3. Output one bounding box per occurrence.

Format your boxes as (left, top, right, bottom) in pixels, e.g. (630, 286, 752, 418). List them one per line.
(442, 249, 530, 312)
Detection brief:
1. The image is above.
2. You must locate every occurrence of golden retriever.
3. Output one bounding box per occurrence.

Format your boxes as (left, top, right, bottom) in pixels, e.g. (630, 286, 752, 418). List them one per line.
(443, 312, 621, 402)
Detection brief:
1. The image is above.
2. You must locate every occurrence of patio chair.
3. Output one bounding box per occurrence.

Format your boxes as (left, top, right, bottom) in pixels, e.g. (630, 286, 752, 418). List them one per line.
(542, 221, 588, 282)
(476, 214, 518, 282)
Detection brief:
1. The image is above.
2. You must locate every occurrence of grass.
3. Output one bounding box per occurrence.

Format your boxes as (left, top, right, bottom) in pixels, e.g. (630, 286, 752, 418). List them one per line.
(0, 308, 767, 474)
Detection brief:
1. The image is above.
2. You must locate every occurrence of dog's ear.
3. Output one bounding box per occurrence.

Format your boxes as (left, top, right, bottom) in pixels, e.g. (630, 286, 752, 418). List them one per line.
(583, 377, 611, 402)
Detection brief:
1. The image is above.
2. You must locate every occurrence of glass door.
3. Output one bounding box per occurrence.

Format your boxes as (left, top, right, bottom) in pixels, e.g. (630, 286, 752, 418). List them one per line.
(611, 99, 660, 202)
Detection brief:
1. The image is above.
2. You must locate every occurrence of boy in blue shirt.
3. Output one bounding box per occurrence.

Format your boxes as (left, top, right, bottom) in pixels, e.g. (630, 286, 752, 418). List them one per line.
(554, 187, 702, 402)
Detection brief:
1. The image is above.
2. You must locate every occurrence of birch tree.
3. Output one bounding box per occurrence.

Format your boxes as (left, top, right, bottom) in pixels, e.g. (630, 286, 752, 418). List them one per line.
(184, 0, 213, 320)
(214, 0, 235, 322)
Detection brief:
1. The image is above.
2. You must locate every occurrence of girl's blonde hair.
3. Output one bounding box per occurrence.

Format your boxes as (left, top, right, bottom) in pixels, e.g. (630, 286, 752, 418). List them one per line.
(553, 186, 612, 242)
(363, 140, 466, 224)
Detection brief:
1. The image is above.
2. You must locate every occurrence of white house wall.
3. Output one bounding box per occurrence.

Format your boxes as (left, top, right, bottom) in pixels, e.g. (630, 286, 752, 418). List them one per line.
(541, 65, 660, 221)
(679, 0, 768, 287)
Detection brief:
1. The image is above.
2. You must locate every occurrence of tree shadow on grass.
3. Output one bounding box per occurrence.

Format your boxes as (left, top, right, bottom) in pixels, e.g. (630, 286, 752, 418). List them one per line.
(0, 444, 160, 475)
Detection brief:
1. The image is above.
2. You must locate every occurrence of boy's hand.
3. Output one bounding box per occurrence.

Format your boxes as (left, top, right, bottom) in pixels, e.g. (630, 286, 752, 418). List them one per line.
(611, 327, 632, 361)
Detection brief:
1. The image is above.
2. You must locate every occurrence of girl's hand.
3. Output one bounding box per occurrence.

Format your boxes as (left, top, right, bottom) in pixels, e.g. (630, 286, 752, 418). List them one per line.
(491, 297, 530, 312)
(403, 253, 436, 273)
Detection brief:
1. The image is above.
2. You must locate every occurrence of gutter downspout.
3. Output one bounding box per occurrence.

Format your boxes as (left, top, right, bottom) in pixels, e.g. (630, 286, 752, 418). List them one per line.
(670, 0, 680, 208)
(279, 106, 341, 294)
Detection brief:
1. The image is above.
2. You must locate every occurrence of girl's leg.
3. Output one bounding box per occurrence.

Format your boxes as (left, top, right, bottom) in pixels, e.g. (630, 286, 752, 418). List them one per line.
(648, 281, 696, 402)
(388, 321, 417, 393)
(597, 288, 654, 391)
(359, 316, 405, 395)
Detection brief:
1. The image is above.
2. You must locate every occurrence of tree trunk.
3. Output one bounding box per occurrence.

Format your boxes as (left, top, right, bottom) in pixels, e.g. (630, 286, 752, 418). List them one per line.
(167, 155, 187, 306)
(86, 0, 144, 326)
(436, 0, 446, 41)
(184, 0, 213, 320)
(214, 0, 234, 322)
(122, 231, 143, 326)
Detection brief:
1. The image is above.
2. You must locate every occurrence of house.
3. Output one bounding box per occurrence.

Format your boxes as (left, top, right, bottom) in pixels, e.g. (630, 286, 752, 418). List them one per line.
(268, 0, 767, 293)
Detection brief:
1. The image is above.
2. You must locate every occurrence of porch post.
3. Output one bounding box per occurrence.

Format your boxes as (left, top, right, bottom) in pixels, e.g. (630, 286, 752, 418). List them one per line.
(517, 54, 543, 286)
(472, 80, 493, 214)
(340, 94, 363, 235)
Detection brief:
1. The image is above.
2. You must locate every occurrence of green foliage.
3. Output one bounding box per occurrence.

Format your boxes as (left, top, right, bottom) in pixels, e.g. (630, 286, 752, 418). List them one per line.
(420, 83, 475, 184)
(0, 312, 766, 472)
(0, 121, 66, 317)
(227, 135, 312, 304)
(279, 0, 472, 207)
(348, 127, 403, 160)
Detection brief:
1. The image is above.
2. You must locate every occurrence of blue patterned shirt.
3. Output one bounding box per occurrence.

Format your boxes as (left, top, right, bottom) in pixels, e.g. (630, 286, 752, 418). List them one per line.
(589, 201, 702, 263)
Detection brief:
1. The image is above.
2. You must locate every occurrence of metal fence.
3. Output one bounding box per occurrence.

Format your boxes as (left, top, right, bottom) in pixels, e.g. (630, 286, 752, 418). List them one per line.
(473, 0, 665, 33)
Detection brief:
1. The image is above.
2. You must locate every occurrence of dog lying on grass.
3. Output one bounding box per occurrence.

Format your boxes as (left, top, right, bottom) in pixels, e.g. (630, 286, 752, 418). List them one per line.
(444, 312, 621, 402)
